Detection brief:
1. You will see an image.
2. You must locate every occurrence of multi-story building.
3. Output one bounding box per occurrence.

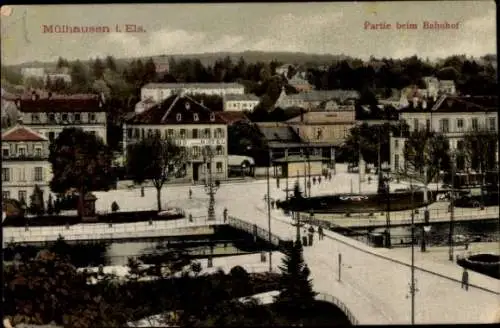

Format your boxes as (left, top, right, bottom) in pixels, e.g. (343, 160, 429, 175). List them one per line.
(140, 83, 245, 103)
(439, 80, 457, 95)
(124, 93, 229, 182)
(154, 55, 170, 74)
(286, 109, 355, 147)
(288, 75, 313, 92)
(45, 73, 72, 84)
(15, 92, 107, 144)
(390, 95, 498, 173)
(2, 124, 53, 202)
(223, 94, 260, 112)
(21, 67, 46, 80)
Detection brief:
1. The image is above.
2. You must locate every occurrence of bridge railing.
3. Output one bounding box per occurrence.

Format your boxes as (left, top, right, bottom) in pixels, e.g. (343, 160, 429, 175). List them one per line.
(3, 216, 223, 244)
(227, 216, 284, 247)
(315, 293, 359, 325)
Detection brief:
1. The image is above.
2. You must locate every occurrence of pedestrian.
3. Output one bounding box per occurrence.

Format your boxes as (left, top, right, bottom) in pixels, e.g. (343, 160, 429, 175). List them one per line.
(277, 177, 280, 188)
(461, 268, 469, 291)
(318, 226, 324, 240)
(302, 228, 308, 246)
(307, 181, 311, 191)
(464, 240, 469, 250)
(312, 176, 317, 185)
(318, 176, 322, 184)
(189, 188, 192, 199)
(223, 208, 228, 222)
(270, 199, 275, 209)
(328, 172, 332, 181)
(308, 225, 315, 246)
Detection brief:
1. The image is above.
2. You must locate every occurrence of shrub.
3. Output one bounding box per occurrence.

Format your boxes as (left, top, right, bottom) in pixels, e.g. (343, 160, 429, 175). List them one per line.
(47, 194, 54, 215)
(230, 265, 249, 280)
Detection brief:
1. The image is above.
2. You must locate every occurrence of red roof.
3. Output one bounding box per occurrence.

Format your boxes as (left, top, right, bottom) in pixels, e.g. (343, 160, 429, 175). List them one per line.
(2, 125, 48, 142)
(16, 93, 106, 113)
(217, 111, 250, 125)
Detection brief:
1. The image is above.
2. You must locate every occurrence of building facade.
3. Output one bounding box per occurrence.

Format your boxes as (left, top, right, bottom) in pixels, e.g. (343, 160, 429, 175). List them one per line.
(390, 96, 498, 173)
(1, 125, 53, 202)
(223, 94, 260, 112)
(21, 68, 46, 80)
(16, 92, 108, 144)
(275, 88, 360, 110)
(141, 83, 245, 103)
(124, 94, 229, 182)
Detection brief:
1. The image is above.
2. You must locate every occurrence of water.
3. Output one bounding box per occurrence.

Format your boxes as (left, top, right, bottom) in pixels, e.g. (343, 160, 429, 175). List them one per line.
(353, 219, 499, 247)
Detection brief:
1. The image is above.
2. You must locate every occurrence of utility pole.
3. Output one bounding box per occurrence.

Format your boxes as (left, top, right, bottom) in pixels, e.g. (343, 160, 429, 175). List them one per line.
(410, 173, 416, 325)
(421, 164, 428, 252)
(267, 148, 273, 272)
(449, 153, 455, 261)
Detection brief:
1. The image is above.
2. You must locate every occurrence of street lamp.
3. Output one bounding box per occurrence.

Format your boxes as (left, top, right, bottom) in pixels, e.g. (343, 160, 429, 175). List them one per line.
(409, 173, 416, 324)
(202, 146, 219, 221)
(448, 152, 456, 261)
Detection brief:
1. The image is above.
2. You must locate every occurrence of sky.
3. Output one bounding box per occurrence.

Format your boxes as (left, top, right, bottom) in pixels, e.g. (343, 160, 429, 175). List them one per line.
(0, 1, 496, 65)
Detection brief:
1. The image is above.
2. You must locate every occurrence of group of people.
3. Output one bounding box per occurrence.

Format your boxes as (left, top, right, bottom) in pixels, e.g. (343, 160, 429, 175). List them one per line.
(301, 224, 325, 246)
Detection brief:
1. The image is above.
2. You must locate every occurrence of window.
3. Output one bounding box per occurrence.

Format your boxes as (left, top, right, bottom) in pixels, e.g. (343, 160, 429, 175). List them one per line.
(147, 129, 153, 138)
(457, 140, 464, 150)
(180, 129, 186, 138)
(2, 148, 9, 157)
(19, 168, 26, 181)
(210, 113, 215, 121)
(141, 129, 145, 139)
(127, 128, 133, 138)
(457, 118, 464, 130)
(90, 113, 96, 122)
(18, 147, 26, 157)
(2, 191, 10, 199)
(439, 119, 449, 133)
(167, 129, 174, 138)
(48, 132, 55, 142)
(192, 129, 198, 139)
(34, 167, 43, 181)
(2, 168, 10, 182)
(62, 113, 68, 122)
(176, 113, 182, 121)
(48, 113, 56, 123)
(192, 146, 200, 157)
(471, 118, 478, 131)
(18, 190, 27, 202)
(74, 113, 81, 122)
(216, 145, 223, 155)
(216, 162, 223, 173)
(155, 129, 161, 138)
(426, 119, 431, 131)
(31, 114, 40, 123)
(90, 131, 96, 136)
(489, 117, 496, 131)
(394, 154, 399, 170)
(204, 128, 211, 138)
(413, 119, 419, 132)
(35, 148, 42, 157)
(193, 113, 199, 121)
(395, 140, 399, 149)
(134, 128, 140, 138)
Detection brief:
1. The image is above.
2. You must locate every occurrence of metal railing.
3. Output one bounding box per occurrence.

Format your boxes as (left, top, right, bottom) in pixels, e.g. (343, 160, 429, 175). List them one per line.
(227, 216, 283, 246)
(315, 293, 359, 325)
(3, 216, 224, 244)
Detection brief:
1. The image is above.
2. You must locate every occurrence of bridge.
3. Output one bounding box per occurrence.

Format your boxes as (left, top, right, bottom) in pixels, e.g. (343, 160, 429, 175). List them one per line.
(3, 165, 499, 324)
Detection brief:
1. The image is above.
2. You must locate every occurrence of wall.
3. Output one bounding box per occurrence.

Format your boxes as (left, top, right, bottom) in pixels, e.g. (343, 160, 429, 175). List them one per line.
(2, 160, 53, 201)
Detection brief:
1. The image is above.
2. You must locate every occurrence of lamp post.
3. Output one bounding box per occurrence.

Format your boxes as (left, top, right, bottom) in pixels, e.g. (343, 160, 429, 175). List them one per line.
(410, 173, 416, 324)
(202, 146, 219, 221)
(267, 148, 273, 272)
(385, 174, 392, 248)
(448, 152, 456, 261)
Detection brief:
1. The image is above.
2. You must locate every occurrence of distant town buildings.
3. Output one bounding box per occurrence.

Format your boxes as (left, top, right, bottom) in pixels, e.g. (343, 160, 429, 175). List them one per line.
(2, 124, 53, 202)
(154, 56, 170, 74)
(124, 94, 229, 182)
(223, 94, 260, 112)
(21, 68, 46, 80)
(140, 83, 245, 103)
(275, 87, 360, 111)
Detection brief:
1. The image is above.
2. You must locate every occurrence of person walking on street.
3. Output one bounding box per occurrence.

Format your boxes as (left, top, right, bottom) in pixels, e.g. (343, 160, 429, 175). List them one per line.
(308, 225, 315, 246)
(312, 176, 317, 185)
(270, 199, 275, 209)
(328, 172, 332, 181)
(189, 188, 192, 199)
(302, 228, 308, 246)
(223, 208, 228, 222)
(318, 226, 324, 240)
(461, 268, 469, 291)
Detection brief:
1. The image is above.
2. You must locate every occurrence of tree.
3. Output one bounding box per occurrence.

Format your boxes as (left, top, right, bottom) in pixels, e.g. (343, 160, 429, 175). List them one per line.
(93, 57, 106, 79)
(91, 79, 111, 99)
(111, 201, 120, 213)
(126, 135, 186, 211)
(105, 55, 117, 72)
(403, 130, 451, 193)
(144, 58, 157, 83)
(274, 240, 316, 317)
(463, 128, 498, 193)
(70, 60, 91, 92)
(23, 76, 45, 90)
(29, 185, 45, 216)
(48, 128, 114, 218)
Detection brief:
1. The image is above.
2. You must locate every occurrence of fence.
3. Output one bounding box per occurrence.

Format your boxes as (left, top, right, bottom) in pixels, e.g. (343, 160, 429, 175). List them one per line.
(315, 293, 359, 325)
(227, 216, 284, 247)
(3, 216, 224, 245)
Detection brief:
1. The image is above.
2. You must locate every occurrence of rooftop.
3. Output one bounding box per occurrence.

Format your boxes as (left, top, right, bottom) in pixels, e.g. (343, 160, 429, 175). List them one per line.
(16, 94, 106, 113)
(400, 95, 498, 113)
(142, 82, 244, 90)
(216, 111, 250, 125)
(279, 89, 360, 102)
(2, 124, 48, 142)
(126, 94, 226, 125)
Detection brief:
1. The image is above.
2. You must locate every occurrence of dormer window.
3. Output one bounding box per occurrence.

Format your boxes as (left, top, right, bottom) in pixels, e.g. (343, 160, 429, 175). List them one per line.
(176, 113, 182, 122)
(210, 113, 215, 122)
(90, 113, 96, 122)
(35, 147, 42, 157)
(185, 102, 190, 110)
(74, 113, 81, 123)
(193, 113, 199, 122)
(2, 148, 9, 157)
(18, 147, 26, 157)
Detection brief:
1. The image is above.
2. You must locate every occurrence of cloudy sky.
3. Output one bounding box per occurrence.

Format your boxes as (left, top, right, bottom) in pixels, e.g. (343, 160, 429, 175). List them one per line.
(1, 1, 496, 65)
